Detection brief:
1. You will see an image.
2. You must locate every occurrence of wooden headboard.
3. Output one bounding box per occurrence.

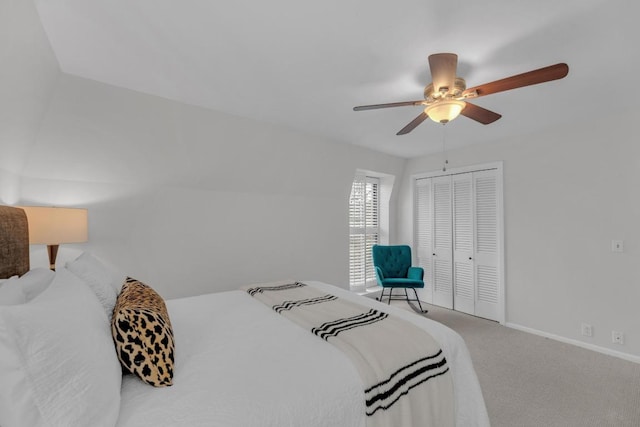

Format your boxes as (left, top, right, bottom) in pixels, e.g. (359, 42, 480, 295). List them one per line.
(0, 205, 30, 278)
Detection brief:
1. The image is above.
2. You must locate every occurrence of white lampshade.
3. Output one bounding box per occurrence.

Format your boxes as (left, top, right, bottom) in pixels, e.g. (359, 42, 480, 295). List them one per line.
(425, 100, 466, 123)
(20, 206, 88, 245)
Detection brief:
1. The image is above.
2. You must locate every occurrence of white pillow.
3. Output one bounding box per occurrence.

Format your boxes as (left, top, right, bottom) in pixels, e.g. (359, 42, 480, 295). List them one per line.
(19, 268, 56, 302)
(66, 252, 119, 320)
(0, 268, 121, 427)
(0, 276, 25, 305)
(0, 269, 55, 305)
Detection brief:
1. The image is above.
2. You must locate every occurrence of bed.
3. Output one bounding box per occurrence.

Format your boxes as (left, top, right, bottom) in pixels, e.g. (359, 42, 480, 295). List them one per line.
(0, 205, 490, 427)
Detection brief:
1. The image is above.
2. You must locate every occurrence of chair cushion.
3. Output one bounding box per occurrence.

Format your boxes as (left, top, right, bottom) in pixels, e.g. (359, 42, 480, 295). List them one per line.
(380, 278, 425, 288)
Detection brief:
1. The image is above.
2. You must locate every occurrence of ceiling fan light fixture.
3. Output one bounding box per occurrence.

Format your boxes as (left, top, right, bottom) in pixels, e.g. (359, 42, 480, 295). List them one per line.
(353, 56, 568, 134)
(425, 100, 466, 124)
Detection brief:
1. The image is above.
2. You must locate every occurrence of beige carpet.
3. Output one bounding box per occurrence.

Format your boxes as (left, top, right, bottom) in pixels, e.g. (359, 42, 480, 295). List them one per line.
(393, 301, 640, 427)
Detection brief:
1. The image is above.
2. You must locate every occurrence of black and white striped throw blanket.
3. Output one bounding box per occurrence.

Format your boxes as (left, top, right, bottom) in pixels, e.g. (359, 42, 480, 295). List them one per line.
(242, 281, 455, 427)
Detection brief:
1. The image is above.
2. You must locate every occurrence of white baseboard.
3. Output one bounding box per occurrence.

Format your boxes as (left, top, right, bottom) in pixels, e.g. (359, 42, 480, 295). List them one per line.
(506, 322, 640, 364)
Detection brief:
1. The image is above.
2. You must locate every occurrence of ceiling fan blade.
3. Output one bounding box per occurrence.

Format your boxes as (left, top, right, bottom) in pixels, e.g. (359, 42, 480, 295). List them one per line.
(428, 53, 458, 93)
(396, 112, 428, 135)
(463, 63, 569, 98)
(353, 100, 424, 111)
(460, 102, 502, 124)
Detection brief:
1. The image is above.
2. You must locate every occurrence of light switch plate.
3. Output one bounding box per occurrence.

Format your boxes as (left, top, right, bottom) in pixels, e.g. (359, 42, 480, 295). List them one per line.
(611, 240, 624, 252)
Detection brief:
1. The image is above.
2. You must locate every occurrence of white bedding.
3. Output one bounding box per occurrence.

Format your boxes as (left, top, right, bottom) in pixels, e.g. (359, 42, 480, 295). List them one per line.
(116, 281, 489, 427)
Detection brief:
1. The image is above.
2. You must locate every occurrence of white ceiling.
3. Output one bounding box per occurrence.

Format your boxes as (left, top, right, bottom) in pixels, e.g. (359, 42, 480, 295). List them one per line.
(34, 0, 640, 158)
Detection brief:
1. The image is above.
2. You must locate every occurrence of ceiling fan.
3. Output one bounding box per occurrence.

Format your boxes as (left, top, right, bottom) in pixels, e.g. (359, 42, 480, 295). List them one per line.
(353, 53, 569, 135)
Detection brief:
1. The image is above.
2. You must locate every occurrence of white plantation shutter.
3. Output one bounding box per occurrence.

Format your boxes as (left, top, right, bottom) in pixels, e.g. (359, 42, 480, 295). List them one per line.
(349, 176, 379, 288)
(349, 175, 366, 287)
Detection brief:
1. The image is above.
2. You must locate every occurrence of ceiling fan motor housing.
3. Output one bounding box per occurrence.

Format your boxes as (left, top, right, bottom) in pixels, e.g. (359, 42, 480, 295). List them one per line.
(424, 77, 467, 104)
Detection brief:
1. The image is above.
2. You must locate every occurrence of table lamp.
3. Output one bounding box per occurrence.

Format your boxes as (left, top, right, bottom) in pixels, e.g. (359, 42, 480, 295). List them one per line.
(21, 206, 88, 271)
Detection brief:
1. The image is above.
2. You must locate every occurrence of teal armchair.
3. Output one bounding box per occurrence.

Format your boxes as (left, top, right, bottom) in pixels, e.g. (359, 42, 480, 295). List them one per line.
(372, 244, 426, 312)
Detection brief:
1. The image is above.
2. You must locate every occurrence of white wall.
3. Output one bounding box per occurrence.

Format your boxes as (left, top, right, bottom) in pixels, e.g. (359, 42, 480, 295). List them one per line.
(14, 74, 405, 298)
(0, 0, 406, 300)
(0, 0, 59, 175)
(0, 169, 20, 205)
(397, 112, 640, 359)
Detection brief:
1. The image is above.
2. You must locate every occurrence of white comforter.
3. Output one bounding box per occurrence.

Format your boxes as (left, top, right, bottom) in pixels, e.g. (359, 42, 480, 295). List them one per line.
(116, 281, 489, 427)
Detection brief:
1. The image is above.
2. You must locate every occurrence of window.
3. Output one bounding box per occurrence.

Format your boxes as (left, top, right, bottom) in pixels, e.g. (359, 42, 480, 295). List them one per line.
(349, 176, 379, 288)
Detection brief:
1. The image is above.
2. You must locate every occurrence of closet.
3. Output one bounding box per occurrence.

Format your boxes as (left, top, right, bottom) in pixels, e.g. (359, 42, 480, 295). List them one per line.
(414, 165, 503, 322)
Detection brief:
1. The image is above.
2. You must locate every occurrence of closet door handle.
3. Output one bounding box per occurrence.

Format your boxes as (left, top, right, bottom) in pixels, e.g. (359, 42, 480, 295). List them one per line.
(469, 257, 473, 260)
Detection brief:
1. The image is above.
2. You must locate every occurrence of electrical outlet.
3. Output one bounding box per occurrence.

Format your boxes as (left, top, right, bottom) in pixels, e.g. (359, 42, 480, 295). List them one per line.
(612, 331, 624, 344)
(581, 323, 593, 337)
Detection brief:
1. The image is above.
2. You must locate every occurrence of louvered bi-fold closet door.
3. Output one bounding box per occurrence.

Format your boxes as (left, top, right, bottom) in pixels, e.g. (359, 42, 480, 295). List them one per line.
(452, 173, 475, 315)
(414, 178, 433, 303)
(432, 175, 453, 309)
(473, 169, 500, 321)
(414, 168, 502, 321)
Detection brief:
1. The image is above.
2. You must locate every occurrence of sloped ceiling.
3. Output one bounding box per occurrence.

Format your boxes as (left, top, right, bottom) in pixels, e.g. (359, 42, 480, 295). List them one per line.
(34, 0, 640, 158)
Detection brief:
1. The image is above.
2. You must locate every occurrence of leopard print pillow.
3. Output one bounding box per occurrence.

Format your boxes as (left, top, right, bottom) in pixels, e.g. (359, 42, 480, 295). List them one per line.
(111, 277, 174, 387)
